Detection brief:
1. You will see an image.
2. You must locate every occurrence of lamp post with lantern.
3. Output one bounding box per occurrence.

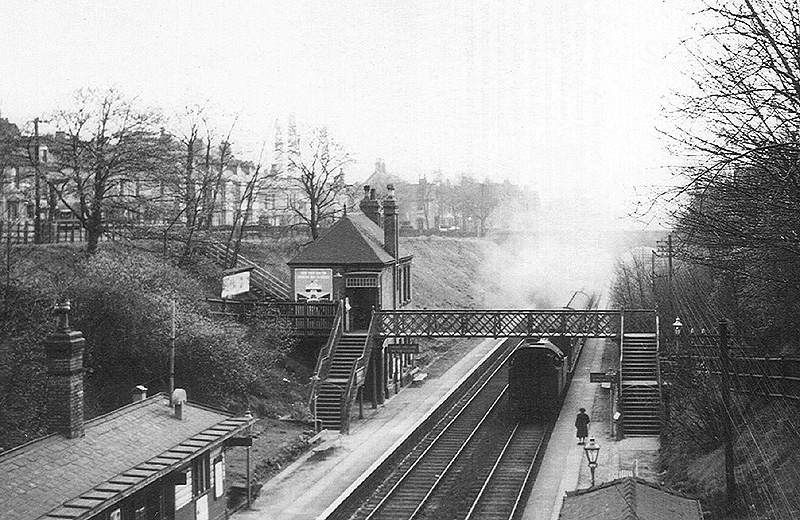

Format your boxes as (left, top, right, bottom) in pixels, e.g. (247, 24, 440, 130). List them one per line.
(583, 437, 600, 487)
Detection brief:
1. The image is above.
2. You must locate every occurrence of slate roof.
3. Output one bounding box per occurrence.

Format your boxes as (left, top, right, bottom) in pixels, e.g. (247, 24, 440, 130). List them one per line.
(289, 213, 395, 266)
(559, 477, 703, 520)
(0, 393, 254, 520)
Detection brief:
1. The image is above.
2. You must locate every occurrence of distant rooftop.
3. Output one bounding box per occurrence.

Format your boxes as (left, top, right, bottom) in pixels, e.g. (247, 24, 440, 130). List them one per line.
(0, 393, 252, 520)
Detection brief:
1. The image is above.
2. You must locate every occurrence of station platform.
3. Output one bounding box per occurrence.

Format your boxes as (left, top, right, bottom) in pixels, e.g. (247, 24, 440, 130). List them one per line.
(234, 336, 659, 520)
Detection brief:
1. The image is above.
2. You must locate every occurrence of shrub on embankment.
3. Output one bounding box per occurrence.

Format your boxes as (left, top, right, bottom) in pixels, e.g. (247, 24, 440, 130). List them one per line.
(0, 242, 296, 450)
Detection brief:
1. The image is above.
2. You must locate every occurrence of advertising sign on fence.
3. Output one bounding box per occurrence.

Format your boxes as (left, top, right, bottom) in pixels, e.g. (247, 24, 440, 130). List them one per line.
(221, 267, 253, 298)
(294, 268, 333, 301)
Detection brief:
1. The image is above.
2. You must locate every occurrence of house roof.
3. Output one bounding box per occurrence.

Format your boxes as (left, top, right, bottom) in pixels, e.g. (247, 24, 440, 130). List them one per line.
(0, 393, 254, 520)
(559, 477, 703, 520)
(288, 213, 395, 266)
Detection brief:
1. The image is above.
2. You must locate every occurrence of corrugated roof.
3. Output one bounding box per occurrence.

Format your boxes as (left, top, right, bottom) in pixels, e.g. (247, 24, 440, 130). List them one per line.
(288, 213, 394, 265)
(559, 477, 703, 520)
(0, 393, 254, 520)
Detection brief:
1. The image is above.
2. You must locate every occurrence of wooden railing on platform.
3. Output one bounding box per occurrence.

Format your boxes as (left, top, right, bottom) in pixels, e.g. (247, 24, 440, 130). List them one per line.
(206, 299, 337, 335)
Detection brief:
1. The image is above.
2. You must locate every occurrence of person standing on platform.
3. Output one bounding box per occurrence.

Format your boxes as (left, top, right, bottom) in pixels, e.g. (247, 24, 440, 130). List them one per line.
(575, 408, 590, 445)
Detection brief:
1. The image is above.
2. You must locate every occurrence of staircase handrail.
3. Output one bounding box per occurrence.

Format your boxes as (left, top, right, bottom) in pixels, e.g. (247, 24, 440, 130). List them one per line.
(655, 314, 664, 430)
(198, 240, 291, 299)
(339, 311, 379, 434)
(619, 310, 625, 384)
(308, 299, 344, 419)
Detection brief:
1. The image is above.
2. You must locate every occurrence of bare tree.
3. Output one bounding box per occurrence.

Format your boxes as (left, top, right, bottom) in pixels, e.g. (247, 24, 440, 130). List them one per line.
(461, 177, 500, 237)
(48, 89, 169, 254)
(286, 126, 351, 239)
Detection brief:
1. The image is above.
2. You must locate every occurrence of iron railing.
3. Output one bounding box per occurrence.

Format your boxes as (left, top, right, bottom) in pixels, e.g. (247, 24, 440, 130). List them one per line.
(373, 309, 624, 338)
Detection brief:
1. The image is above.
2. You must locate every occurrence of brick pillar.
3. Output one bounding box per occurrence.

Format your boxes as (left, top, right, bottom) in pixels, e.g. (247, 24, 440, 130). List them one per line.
(44, 300, 86, 439)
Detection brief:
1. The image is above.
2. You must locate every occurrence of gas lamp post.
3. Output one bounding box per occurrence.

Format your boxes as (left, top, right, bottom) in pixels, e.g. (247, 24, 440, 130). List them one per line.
(583, 436, 600, 487)
(673, 317, 683, 349)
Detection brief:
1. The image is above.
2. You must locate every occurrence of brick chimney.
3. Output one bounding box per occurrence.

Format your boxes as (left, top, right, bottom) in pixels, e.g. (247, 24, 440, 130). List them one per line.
(383, 184, 399, 260)
(44, 300, 85, 439)
(359, 185, 382, 226)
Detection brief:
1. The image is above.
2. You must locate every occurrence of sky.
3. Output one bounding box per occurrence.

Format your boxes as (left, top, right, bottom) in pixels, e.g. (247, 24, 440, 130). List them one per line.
(0, 1, 701, 224)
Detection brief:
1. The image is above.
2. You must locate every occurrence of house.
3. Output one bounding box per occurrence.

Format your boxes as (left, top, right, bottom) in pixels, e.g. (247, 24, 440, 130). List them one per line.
(0, 302, 255, 520)
(558, 477, 704, 520)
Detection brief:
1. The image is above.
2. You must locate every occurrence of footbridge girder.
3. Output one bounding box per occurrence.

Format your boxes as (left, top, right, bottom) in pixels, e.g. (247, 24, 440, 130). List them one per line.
(373, 309, 625, 338)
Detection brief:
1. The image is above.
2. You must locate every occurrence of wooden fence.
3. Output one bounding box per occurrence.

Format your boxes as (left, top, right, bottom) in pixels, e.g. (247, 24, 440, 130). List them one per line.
(661, 354, 800, 400)
(206, 298, 337, 336)
(0, 221, 114, 244)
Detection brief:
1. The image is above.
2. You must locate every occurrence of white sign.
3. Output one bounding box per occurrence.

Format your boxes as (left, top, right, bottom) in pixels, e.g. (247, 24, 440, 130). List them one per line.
(294, 268, 333, 301)
(195, 493, 209, 520)
(222, 270, 251, 298)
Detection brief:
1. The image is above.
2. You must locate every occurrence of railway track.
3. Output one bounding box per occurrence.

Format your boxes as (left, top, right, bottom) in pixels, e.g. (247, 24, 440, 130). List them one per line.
(333, 338, 553, 520)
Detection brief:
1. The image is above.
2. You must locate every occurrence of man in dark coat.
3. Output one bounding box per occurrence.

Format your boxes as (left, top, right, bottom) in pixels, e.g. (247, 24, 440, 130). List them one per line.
(575, 408, 590, 445)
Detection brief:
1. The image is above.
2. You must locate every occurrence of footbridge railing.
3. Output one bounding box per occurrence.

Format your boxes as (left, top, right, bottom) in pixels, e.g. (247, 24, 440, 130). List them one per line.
(373, 309, 624, 338)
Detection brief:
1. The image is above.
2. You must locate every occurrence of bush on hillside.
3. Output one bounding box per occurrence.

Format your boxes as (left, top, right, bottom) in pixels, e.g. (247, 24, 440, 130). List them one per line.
(0, 242, 295, 448)
(0, 285, 52, 449)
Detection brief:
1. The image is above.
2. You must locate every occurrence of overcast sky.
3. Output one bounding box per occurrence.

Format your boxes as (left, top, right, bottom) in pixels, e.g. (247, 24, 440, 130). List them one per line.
(0, 1, 700, 220)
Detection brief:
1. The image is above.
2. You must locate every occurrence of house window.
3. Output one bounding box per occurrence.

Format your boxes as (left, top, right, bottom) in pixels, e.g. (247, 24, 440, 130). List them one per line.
(213, 454, 225, 499)
(346, 276, 378, 288)
(7, 201, 19, 220)
(192, 454, 211, 496)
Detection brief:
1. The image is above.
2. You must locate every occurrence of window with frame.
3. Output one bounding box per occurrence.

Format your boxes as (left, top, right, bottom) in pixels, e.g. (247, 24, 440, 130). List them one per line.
(192, 454, 211, 496)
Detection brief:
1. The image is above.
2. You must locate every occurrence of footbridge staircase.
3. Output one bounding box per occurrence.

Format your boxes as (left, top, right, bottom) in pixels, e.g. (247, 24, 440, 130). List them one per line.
(308, 307, 664, 436)
(620, 329, 661, 436)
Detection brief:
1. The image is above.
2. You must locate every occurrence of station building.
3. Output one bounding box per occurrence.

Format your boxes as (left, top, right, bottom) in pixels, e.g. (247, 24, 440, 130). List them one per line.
(0, 303, 254, 520)
(288, 184, 414, 407)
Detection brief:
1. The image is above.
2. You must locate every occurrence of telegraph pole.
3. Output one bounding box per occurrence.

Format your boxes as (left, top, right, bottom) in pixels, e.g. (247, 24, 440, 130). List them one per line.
(718, 319, 737, 513)
(33, 117, 42, 244)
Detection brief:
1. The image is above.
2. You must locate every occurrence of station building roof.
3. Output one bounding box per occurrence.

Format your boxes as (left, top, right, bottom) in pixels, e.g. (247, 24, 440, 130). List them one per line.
(559, 477, 703, 520)
(0, 393, 254, 520)
(289, 213, 397, 266)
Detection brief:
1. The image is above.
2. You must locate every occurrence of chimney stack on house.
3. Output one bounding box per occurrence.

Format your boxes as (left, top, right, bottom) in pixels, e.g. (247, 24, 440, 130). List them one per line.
(131, 385, 148, 402)
(383, 184, 399, 260)
(359, 185, 382, 226)
(44, 300, 85, 439)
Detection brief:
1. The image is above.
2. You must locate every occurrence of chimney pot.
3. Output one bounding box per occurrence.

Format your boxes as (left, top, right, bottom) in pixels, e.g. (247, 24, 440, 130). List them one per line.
(171, 388, 187, 420)
(132, 385, 147, 402)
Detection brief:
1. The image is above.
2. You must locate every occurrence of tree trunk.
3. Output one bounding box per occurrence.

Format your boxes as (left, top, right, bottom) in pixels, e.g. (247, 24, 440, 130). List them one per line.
(86, 224, 102, 255)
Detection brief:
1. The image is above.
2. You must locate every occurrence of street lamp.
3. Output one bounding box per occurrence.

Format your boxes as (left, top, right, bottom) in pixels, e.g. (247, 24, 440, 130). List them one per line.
(673, 317, 683, 337)
(584, 436, 600, 487)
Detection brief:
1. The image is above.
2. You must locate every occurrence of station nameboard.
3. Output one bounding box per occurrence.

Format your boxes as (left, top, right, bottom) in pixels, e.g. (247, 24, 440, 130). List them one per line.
(354, 366, 366, 387)
(590, 371, 617, 383)
(387, 344, 420, 355)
